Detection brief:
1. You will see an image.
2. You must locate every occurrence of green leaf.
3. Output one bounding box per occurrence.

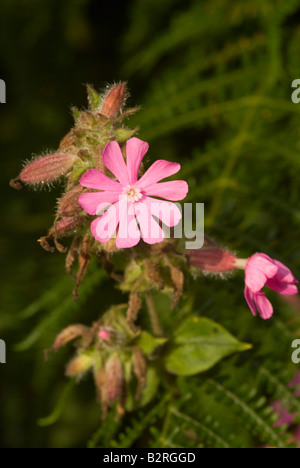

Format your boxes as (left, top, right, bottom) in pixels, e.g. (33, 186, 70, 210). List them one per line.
(135, 331, 167, 355)
(125, 365, 160, 412)
(139, 365, 160, 408)
(165, 317, 251, 376)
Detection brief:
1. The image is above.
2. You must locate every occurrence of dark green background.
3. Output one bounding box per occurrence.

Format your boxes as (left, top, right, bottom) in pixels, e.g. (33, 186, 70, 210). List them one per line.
(1, 0, 300, 448)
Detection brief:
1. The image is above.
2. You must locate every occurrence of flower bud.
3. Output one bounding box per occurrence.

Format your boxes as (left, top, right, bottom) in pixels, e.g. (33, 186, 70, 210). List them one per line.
(66, 353, 93, 377)
(98, 329, 111, 342)
(132, 347, 147, 398)
(11, 153, 77, 187)
(39, 216, 86, 253)
(58, 186, 85, 218)
(100, 83, 126, 119)
(126, 292, 141, 328)
(105, 353, 124, 403)
(59, 131, 76, 152)
(53, 324, 91, 349)
(187, 248, 238, 273)
(53, 216, 86, 237)
(94, 367, 107, 408)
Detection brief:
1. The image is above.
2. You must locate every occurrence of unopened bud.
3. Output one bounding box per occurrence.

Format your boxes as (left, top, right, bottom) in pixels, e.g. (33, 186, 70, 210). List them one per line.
(53, 324, 90, 349)
(53, 216, 86, 237)
(98, 329, 111, 342)
(100, 83, 126, 119)
(59, 131, 76, 152)
(94, 367, 107, 409)
(105, 354, 124, 403)
(187, 248, 238, 273)
(10, 153, 77, 188)
(132, 347, 147, 398)
(58, 186, 85, 218)
(39, 216, 86, 253)
(126, 293, 141, 328)
(66, 353, 93, 377)
(166, 259, 184, 309)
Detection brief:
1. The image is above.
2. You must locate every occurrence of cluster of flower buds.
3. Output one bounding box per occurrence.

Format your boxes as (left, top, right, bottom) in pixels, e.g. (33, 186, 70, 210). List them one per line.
(52, 306, 152, 418)
(10, 83, 139, 297)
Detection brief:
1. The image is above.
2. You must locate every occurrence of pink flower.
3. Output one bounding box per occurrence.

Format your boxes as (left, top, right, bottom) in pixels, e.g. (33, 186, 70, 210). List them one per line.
(244, 253, 298, 319)
(78, 138, 188, 248)
(98, 329, 111, 342)
(272, 372, 300, 446)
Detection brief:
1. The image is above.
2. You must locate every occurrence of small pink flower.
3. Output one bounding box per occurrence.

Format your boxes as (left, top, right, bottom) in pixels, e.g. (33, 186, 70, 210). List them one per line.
(244, 253, 298, 319)
(272, 372, 300, 446)
(79, 138, 188, 248)
(98, 329, 111, 342)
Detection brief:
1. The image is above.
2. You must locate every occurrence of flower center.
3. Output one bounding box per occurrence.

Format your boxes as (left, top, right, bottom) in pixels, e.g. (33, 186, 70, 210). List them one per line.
(123, 185, 143, 202)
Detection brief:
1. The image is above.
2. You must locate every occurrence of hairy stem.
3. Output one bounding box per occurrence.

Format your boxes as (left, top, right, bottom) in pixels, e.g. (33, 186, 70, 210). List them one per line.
(145, 291, 163, 337)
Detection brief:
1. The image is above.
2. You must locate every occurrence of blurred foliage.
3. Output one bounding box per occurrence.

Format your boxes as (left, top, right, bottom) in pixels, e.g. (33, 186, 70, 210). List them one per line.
(1, 0, 300, 448)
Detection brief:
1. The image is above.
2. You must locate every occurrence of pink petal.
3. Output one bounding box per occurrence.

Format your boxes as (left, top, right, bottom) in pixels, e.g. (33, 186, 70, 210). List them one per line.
(90, 202, 120, 243)
(137, 160, 181, 189)
(255, 292, 274, 320)
(102, 141, 130, 187)
(244, 287, 274, 319)
(245, 253, 278, 293)
(266, 278, 298, 295)
(79, 169, 122, 191)
(143, 180, 189, 201)
(79, 191, 121, 215)
(244, 287, 257, 317)
(272, 259, 298, 285)
(116, 197, 140, 249)
(145, 196, 182, 227)
(126, 138, 149, 185)
(134, 201, 165, 244)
